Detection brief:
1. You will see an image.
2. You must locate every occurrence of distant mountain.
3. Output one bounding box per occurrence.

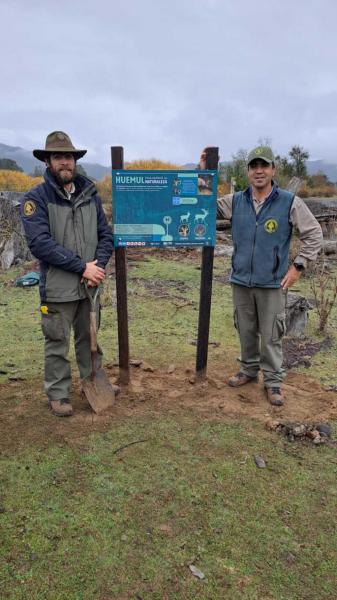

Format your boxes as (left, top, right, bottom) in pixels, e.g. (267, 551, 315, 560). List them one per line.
(1, 142, 337, 182)
(306, 160, 337, 182)
(0, 143, 40, 174)
(0, 142, 110, 180)
(182, 163, 198, 170)
(82, 163, 110, 180)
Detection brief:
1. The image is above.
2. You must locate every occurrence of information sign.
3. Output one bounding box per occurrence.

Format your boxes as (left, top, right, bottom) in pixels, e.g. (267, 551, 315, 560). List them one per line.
(112, 169, 218, 247)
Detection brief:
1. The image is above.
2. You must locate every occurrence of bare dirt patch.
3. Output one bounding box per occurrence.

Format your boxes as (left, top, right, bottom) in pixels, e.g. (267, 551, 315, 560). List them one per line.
(1, 362, 336, 455)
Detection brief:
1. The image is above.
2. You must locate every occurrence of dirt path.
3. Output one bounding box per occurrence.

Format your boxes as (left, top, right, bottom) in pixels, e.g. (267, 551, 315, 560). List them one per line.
(1, 363, 336, 455)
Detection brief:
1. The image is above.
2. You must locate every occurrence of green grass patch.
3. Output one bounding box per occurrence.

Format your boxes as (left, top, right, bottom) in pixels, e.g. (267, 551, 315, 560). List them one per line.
(0, 256, 238, 381)
(1, 416, 337, 599)
(1, 255, 337, 599)
(0, 254, 336, 381)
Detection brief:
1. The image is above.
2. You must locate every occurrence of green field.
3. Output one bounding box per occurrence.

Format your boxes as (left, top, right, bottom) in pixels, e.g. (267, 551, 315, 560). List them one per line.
(0, 254, 336, 600)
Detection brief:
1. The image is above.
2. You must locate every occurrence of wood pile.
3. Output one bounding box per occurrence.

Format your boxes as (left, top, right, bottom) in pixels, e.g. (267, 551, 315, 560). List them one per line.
(0, 191, 31, 269)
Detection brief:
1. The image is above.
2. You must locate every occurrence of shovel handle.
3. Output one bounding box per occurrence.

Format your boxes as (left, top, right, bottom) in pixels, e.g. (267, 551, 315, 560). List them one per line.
(84, 281, 100, 311)
(90, 310, 97, 352)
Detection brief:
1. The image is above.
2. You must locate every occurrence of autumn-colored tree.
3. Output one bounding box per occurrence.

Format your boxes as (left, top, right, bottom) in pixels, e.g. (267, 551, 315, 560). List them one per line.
(0, 170, 43, 192)
(96, 175, 112, 205)
(307, 171, 333, 188)
(125, 158, 181, 171)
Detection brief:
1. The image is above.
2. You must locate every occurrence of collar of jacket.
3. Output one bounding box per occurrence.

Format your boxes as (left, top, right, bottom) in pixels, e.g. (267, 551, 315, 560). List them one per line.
(244, 181, 279, 207)
(44, 168, 96, 203)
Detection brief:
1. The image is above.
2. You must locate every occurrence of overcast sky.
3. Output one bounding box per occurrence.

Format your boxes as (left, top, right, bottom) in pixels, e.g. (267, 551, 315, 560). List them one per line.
(1, 0, 337, 165)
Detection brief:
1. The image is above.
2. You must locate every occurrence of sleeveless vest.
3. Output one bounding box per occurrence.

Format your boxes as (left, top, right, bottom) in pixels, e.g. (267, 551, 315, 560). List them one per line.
(230, 187, 294, 288)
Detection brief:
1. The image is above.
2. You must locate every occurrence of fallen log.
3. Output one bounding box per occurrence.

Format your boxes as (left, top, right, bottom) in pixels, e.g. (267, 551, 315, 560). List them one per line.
(303, 197, 337, 219)
(216, 219, 231, 230)
(322, 240, 337, 255)
(285, 292, 312, 337)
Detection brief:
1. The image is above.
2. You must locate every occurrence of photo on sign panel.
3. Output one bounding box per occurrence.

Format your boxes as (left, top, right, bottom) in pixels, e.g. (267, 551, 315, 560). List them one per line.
(198, 174, 213, 195)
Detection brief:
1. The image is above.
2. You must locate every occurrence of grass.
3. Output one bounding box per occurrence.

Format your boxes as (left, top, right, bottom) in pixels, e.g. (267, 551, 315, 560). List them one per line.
(0, 255, 237, 381)
(3, 254, 335, 381)
(1, 254, 337, 599)
(1, 416, 337, 599)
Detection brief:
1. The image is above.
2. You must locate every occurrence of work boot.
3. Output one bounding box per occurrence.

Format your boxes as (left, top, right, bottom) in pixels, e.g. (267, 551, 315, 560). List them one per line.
(265, 387, 284, 406)
(228, 372, 258, 387)
(49, 398, 73, 417)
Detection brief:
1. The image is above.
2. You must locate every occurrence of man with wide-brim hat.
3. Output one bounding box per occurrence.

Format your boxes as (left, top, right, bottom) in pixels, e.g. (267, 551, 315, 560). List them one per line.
(33, 130, 87, 162)
(200, 144, 323, 407)
(21, 131, 114, 417)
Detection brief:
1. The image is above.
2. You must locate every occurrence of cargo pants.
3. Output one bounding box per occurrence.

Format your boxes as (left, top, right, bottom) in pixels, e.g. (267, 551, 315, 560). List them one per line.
(41, 298, 102, 401)
(232, 284, 287, 387)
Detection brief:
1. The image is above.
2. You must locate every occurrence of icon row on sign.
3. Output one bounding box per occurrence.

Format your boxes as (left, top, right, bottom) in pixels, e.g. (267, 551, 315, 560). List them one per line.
(178, 224, 206, 237)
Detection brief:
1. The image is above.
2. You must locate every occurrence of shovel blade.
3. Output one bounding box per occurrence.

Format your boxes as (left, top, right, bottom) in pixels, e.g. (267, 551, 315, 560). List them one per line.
(82, 368, 116, 414)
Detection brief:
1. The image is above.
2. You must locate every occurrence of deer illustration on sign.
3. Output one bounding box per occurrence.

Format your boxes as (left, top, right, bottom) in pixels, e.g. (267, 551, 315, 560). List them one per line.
(180, 211, 190, 224)
(194, 209, 209, 224)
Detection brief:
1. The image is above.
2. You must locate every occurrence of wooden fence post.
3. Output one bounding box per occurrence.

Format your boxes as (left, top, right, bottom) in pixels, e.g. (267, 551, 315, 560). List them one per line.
(111, 146, 130, 384)
(196, 147, 219, 378)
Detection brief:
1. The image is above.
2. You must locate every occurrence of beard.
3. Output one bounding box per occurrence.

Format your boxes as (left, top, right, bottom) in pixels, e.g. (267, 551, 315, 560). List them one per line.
(49, 164, 77, 186)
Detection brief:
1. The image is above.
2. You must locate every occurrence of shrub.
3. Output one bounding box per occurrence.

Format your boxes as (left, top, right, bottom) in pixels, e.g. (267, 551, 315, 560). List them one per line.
(298, 184, 337, 198)
(0, 170, 43, 192)
(310, 261, 337, 332)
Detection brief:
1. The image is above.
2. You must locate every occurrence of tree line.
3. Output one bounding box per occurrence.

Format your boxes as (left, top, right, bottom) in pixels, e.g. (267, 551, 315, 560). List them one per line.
(1, 147, 336, 199)
(220, 144, 336, 197)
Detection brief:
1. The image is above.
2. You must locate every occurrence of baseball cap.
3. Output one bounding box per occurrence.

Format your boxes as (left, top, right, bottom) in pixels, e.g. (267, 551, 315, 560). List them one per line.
(247, 146, 275, 165)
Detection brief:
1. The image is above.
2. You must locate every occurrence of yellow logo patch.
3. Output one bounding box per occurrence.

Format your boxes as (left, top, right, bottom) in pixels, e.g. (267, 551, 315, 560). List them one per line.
(23, 200, 36, 216)
(264, 219, 278, 233)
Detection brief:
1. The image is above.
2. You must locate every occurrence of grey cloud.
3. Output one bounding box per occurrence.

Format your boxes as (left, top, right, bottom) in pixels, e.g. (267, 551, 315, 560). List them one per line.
(1, 0, 337, 164)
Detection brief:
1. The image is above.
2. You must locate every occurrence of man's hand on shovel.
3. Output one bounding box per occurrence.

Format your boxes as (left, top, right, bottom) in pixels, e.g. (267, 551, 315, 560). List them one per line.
(81, 260, 105, 286)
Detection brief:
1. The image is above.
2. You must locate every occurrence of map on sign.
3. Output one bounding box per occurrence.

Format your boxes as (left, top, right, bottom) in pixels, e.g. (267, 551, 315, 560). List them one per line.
(112, 169, 218, 247)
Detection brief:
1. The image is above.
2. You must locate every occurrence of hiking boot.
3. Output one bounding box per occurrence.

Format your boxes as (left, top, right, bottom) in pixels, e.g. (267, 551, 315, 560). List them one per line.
(266, 387, 284, 406)
(49, 398, 73, 417)
(228, 372, 258, 387)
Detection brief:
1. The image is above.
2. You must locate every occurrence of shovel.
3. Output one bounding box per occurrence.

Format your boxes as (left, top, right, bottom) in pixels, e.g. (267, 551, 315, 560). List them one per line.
(81, 283, 115, 414)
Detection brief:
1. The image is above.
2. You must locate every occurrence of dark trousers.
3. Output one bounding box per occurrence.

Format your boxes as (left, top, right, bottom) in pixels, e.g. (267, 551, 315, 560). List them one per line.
(41, 299, 102, 401)
(232, 284, 287, 387)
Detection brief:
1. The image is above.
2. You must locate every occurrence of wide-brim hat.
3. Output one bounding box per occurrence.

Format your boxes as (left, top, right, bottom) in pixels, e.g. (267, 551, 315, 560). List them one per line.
(33, 131, 87, 162)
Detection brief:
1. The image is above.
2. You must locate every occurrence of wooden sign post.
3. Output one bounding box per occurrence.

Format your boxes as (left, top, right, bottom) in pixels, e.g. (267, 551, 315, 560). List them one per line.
(196, 147, 219, 379)
(111, 145, 218, 385)
(111, 146, 130, 384)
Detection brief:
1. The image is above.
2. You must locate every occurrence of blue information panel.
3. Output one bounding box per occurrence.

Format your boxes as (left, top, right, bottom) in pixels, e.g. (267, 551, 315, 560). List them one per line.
(112, 169, 218, 248)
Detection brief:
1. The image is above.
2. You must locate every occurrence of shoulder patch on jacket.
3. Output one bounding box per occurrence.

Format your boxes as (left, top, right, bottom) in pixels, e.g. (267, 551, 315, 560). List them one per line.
(23, 200, 37, 216)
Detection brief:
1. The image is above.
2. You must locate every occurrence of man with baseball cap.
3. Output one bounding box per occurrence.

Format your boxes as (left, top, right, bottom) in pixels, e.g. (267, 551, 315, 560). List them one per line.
(201, 145, 322, 406)
(21, 131, 114, 416)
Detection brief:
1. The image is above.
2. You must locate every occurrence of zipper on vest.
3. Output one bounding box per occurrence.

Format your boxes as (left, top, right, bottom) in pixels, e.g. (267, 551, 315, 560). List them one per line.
(248, 221, 258, 286)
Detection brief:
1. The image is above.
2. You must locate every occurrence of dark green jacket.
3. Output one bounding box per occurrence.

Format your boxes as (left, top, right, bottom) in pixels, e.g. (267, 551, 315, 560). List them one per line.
(21, 169, 113, 302)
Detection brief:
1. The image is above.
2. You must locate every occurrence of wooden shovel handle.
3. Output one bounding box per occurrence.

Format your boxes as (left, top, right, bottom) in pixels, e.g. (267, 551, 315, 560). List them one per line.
(90, 310, 97, 352)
